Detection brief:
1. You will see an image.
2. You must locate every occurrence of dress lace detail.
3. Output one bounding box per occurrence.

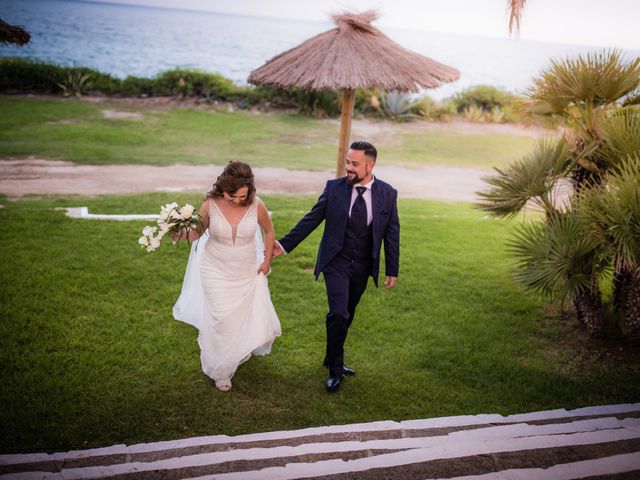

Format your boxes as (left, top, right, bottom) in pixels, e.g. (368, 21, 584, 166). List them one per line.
(195, 197, 281, 383)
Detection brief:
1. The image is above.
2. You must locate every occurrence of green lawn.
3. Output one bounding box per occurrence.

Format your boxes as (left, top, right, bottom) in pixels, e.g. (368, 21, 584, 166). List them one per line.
(1, 193, 638, 454)
(0, 96, 537, 170)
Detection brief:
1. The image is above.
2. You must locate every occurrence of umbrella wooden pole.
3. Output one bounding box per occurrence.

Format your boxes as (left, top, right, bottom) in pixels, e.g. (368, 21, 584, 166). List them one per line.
(336, 89, 356, 178)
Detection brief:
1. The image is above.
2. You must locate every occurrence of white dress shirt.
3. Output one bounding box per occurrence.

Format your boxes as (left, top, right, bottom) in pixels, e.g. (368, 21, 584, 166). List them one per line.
(349, 177, 374, 225)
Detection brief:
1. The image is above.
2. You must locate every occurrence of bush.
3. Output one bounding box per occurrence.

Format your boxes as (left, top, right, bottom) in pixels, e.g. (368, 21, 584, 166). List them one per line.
(0, 59, 245, 100)
(120, 76, 156, 97)
(0, 57, 69, 93)
(294, 89, 340, 117)
(450, 85, 517, 114)
(463, 104, 485, 122)
(354, 88, 381, 115)
(0, 58, 121, 95)
(1, 58, 524, 123)
(153, 68, 244, 100)
(411, 96, 456, 121)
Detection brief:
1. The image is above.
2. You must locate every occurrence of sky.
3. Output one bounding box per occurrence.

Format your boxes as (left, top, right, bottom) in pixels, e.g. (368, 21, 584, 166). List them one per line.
(80, 0, 640, 50)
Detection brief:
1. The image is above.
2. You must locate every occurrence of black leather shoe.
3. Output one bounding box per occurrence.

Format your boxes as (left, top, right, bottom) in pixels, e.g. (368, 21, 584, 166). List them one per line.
(323, 359, 355, 377)
(341, 365, 356, 376)
(325, 375, 342, 392)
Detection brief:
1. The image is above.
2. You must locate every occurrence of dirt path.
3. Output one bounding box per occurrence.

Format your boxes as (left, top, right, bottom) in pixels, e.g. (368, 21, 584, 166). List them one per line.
(0, 158, 491, 202)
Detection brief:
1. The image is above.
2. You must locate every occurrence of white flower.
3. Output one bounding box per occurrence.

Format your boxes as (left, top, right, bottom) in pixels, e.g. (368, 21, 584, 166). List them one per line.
(138, 236, 149, 246)
(146, 245, 155, 252)
(150, 238, 161, 249)
(142, 225, 153, 236)
(181, 204, 195, 219)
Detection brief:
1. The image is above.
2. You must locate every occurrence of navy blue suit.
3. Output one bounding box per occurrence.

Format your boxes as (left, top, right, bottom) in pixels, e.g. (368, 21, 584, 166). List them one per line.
(279, 176, 400, 375)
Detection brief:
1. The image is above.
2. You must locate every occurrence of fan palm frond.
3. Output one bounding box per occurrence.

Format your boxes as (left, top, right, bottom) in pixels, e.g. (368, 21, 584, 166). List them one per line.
(521, 51, 640, 117)
(578, 154, 640, 274)
(598, 106, 640, 169)
(476, 137, 571, 218)
(507, 212, 606, 301)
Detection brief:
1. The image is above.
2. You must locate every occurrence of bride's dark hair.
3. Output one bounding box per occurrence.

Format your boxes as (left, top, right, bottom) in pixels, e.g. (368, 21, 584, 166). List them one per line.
(206, 161, 256, 207)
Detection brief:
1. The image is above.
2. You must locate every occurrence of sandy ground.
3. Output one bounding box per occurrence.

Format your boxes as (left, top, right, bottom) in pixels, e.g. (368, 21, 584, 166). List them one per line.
(0, 158, 492, 202)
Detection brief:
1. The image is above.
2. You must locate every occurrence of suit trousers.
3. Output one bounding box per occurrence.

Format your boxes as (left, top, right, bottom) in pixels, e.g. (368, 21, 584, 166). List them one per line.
(323, 256, 371, 377)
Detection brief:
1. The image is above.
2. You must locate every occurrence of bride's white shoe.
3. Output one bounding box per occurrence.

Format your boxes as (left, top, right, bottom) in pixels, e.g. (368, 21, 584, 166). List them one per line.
(215, 380, 232, 391)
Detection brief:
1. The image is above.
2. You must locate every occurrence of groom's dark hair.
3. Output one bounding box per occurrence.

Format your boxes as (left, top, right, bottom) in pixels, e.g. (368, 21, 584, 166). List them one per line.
(350, 141, 377, 162)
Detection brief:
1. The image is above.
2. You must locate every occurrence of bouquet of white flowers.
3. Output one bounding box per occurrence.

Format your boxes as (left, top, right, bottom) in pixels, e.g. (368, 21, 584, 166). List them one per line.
(138, 202, 202, 252)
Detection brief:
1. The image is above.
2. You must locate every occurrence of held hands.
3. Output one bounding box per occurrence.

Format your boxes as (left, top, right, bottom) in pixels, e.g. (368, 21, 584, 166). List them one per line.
(272, 242, 283, 259)
(384, 276, 397, 289)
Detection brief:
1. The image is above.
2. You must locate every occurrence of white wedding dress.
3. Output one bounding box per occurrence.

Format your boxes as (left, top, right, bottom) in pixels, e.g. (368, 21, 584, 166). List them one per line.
(173, 197, 281, 385)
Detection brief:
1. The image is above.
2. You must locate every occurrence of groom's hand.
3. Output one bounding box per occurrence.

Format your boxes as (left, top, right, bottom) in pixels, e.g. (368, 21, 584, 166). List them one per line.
(272, 242, 283, 259)
(384, 276, 397, 289)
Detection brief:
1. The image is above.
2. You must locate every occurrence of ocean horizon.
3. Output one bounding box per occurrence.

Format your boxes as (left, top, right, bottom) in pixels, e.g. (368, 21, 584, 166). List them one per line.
(2, 0, 639, 99)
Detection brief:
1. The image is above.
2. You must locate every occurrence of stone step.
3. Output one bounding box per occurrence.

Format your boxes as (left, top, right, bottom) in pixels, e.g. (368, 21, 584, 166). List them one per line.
(1, 404, 639, 480)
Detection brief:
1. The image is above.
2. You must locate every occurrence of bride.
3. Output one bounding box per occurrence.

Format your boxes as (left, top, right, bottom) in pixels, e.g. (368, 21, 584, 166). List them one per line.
(172, 161, 281, 391)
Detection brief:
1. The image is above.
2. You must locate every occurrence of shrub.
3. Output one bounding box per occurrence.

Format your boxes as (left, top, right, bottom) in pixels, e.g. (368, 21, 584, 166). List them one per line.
(463, 104, 486, 122)
(411, 95, 456, 121)
(0, 57, 67, 93)
(354, 88, 381, 115)
(243, 86, 295, 108)
(0, 58, 121, 95)
(486, 106, 505, 123)
(377, 91, 420, 121)
(152, 68, 244, 100)
(120, 76, 156, 97)
(295, 89, 340, 117)
(450, 85, 517, 114)
(57, 71, 92, 97)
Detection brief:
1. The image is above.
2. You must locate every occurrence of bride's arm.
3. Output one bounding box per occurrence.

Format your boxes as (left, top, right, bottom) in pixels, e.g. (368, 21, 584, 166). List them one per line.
(257, 200, 274, 272)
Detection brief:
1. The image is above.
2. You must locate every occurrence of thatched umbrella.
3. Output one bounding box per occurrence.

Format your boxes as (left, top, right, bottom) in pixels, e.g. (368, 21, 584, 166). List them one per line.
(0, 18, 30, 46)
(249, 11, 460, 177)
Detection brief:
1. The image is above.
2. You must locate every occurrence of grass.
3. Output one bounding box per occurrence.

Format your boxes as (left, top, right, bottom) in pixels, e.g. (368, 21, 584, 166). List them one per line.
(384, 132, 537, 169)
(1, 193, 639, 454)
(0, 96, 538, 170)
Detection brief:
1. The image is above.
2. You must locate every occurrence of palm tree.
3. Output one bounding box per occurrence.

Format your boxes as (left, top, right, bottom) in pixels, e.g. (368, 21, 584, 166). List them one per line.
(577, 156, 640, 336)
(507, 0, 526, 34)
(477, 51, 640, 337)
(507, 210, 608, 335)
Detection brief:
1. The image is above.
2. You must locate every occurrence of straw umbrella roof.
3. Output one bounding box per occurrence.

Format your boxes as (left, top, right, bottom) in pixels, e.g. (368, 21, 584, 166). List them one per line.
(0, 18, 31, 46)
(248, 11, 460, 92)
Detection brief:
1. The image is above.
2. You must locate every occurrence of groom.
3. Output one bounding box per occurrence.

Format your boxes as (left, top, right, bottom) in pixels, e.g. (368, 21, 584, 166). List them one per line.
(273, 141, 400, 392)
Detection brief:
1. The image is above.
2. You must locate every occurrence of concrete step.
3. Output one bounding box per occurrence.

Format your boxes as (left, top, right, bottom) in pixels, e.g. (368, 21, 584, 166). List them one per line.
(1, 404, 639, 479)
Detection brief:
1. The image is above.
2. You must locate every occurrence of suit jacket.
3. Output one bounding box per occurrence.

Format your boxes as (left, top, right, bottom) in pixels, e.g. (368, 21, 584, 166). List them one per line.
(279, 176, 400, 286)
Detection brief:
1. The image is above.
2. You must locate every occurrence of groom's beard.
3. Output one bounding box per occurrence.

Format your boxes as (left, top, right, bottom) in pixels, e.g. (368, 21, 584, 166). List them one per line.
(347, 168, 370, 185)
(347, 172, 361, 185)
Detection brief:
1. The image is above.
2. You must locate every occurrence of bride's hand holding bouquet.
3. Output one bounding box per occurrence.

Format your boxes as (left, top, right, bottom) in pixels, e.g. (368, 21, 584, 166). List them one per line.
(138, 202, 203, 252)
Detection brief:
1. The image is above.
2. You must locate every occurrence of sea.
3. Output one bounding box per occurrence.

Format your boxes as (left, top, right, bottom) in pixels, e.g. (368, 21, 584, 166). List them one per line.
(1, 0, 639, 100)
